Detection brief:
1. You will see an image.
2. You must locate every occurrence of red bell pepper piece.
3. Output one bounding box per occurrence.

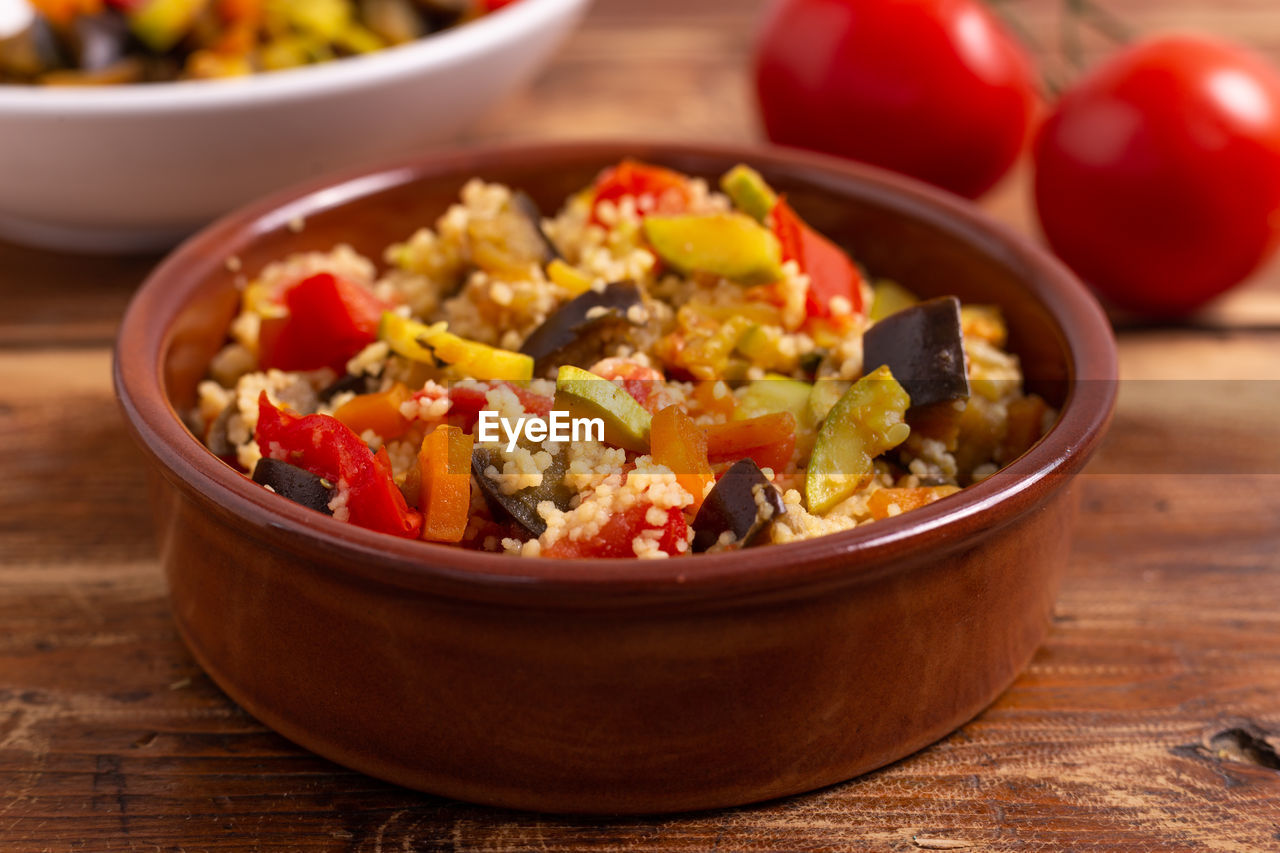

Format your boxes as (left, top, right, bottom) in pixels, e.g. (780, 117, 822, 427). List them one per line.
(257, 272, 387, 373)
(590, 159, 692, 225)
(255, 393, 422, 539)
(770, 197, 865, 318)
(543, 503, 687, 559)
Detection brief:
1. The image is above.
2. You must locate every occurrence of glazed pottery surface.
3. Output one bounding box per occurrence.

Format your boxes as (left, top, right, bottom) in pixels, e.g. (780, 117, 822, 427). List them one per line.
(115, 142, 1116, 813)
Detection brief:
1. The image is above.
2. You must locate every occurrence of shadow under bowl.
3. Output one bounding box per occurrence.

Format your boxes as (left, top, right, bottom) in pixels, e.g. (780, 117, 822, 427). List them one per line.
(114, 141, 1117, 814)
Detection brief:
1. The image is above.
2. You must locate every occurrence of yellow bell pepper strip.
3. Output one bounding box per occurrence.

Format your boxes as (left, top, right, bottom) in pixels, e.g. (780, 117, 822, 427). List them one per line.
(418, 425, 474, 543)
(651, 405, 715, 513)
(255, 392, 422, 539)
(332, 382, 411, 441)
(379, 312, 533, 382)
(805, 365, 911, 514)
(546, 258, 594, 296)
(704, 411, 797, 473)
(867, 486, 960, 521)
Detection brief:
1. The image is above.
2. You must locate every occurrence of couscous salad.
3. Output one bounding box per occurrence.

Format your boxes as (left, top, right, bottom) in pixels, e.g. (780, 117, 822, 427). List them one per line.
(194, 160, 1053, 558)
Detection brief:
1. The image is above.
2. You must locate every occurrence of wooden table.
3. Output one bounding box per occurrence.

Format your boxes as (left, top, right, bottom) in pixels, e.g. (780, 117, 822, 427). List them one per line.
(3, 1, 1279, 849)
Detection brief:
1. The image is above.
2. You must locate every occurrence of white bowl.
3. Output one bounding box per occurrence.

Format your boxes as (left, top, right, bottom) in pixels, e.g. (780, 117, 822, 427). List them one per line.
(0, 0, 590, 253)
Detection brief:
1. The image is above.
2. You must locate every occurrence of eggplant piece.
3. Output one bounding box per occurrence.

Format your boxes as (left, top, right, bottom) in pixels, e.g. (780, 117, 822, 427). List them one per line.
(511, 191, 562, 262)
(71, 11, 130, 72)
(252, 458, 334, 515)
(471, 441, 573, 537)
(519, 280, 644, 374)
(318, 372, 377, 403)
(692, 459, 785, 553)
(862, 296, 969, 409)
(204, 403, 236, 459)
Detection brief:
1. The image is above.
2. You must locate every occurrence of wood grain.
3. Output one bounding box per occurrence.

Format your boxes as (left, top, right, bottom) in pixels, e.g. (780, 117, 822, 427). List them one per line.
(3, 0, 1280, 849)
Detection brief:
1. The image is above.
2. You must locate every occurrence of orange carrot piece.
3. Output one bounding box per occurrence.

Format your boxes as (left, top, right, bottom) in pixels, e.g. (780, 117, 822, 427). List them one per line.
(333, 383, 411, 441)
(867, 486, 959, 521)
(651, 405, 715, 512)
(692, 379, 736, 420)
(418, 425, 475, 543)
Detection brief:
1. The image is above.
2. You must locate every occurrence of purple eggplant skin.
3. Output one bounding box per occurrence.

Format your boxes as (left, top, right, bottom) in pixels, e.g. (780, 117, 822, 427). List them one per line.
(511, 191, 563, 263)
(518, 280, 644, 374)
(862, 296, 970, 410)
(252, 459, 335, 515)
(318, 372, 377, 403)
(691, 458, 786, 553)
(471, 442, 573, 537)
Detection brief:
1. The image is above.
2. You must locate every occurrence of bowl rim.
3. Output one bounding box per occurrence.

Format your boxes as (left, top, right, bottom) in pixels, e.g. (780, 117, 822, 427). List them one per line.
(0, 0, 587, 114)
(114, 139, 1117, 607)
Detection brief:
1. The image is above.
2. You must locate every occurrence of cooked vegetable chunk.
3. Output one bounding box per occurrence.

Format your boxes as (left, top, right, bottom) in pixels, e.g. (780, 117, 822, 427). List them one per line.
(554, 365, 652, 453)
(643, 213, 785, 285)
(805, 365, 911, 514)
(252, 458, 335, 515)
(471, 441, 572, 537)
(519, 280, 643, 374)
(720, 164, 778, 223)
(862, 296, 970, 409)
(692, 459, 785, 552)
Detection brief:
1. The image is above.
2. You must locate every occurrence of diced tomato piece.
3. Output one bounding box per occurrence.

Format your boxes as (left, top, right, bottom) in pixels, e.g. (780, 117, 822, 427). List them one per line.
(590, 159, 692, 225)
(255, 393, 422, 539)
(771, 197, 865, 318)
(258, 273, 387, 373)
(544, 503, 687, 559)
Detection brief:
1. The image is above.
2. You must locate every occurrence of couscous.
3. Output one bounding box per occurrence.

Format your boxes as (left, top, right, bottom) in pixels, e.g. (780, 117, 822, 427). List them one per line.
(193, 160, 1054, 558)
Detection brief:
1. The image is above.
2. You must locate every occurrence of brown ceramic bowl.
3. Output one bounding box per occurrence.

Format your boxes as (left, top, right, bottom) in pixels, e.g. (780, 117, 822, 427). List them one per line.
(114, 141, 1116, 814)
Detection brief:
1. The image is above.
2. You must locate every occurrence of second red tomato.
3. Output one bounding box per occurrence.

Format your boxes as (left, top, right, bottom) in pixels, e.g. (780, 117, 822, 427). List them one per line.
(753, 0, 1038, 198)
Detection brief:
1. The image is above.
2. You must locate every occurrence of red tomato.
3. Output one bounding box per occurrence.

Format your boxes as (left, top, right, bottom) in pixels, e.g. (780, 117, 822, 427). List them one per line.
(1034, 35, 1280, 317)
(590, 159, 691, 224)
(543, 504, 687, 559)
(753, 0, 1038, 199)
(770, 197, 865, 317)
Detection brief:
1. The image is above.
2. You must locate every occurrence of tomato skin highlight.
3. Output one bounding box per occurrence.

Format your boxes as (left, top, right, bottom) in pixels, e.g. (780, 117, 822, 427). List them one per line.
(1034, 34, 1280, 317)
(753, 0, 1037, 199)
(590, 159, 691, 225)
(257, 273, 387, 372)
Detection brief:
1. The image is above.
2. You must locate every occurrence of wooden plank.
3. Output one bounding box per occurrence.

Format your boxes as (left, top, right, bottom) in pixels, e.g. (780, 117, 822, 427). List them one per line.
(4, 0, 1280, 848)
